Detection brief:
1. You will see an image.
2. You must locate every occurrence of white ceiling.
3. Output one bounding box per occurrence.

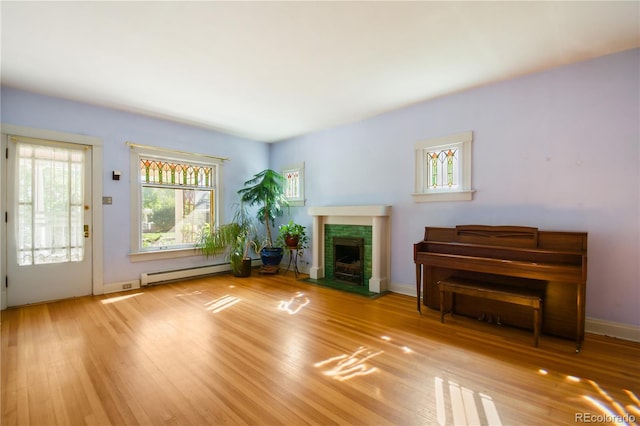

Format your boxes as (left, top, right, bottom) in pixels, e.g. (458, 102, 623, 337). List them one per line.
(1, 1, 638, 142)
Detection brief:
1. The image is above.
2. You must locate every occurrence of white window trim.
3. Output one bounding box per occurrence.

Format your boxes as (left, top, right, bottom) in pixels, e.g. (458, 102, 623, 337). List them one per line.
(282, 162, 305, 207)
(128, 143, 224, 261)
(412, 131, 474, 202)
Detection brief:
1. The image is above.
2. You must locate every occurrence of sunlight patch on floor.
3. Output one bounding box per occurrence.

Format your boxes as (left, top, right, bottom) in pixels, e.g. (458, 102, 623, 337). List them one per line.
(314, 346, 383, 381)
(278, 292, 310, 315)
(101, 293, 144, 304)
(434, 376, 502, 426)
(379, 335, 413, 354)
(625, 390, 640, 419)
(204, 295, 240, 313)
(538, 368, 639, 425)
(175, 290, 203, 297)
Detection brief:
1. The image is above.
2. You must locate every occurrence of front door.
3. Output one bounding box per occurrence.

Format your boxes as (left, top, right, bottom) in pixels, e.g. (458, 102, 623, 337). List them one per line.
(6, 136, 93, 306)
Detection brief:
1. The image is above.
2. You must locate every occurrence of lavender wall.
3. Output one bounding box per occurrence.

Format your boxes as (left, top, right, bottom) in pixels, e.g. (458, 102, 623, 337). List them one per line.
(1, 49, 638, 328)
(270, 49, 640, 327)
(1, 87, 270, 284)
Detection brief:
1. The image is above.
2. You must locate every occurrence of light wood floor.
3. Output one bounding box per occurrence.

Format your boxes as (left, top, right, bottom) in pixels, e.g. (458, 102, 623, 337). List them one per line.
(2, 273, 639, 426)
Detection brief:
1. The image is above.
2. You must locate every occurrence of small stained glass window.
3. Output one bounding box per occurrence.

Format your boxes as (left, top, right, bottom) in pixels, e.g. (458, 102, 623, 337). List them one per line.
(426, 148, 459, 189)
(285, 170, 300, 199)
(413, 131, 474, 202)
(282, 162, 305, 207)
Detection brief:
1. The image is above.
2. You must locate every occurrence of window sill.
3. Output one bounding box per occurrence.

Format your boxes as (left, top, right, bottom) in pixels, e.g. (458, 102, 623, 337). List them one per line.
(129, 247, 202, 262)
(411, 190, 475, 203)
(288, 199, 305, 207)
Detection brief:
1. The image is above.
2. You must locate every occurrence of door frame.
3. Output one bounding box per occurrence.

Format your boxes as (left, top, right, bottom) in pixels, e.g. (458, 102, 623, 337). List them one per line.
(1, 124, 104, 309)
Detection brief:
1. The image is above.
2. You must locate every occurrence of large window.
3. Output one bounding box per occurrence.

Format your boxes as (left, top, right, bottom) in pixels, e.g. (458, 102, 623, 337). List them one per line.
(412, 131, 474, 202)
(129, 144, 223, 259)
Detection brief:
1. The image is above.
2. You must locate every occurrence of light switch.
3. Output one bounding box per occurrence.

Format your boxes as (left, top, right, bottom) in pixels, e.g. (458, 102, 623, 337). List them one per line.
(102, 196, 113, 205)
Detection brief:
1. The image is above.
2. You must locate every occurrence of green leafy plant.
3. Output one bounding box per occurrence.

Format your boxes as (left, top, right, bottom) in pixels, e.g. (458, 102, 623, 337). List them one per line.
(196, 203, 258, 276)
(237, 169, 289, 248)
(276, 220, 308, 256)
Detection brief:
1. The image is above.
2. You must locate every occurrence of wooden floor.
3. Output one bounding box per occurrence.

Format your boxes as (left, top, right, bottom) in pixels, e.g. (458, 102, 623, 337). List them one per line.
(2, 273, 639, 426)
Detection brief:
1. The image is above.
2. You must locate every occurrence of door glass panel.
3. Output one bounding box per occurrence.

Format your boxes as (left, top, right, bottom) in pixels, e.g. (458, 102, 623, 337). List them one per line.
(15, 142, 85, 265)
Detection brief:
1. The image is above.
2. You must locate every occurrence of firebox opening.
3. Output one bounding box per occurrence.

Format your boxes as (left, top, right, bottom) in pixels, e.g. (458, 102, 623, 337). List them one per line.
(333, 237, 364, 286)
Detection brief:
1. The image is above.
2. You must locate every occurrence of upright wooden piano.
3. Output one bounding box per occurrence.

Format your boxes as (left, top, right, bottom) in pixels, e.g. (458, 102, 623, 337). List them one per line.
(414, 225, 588, 350)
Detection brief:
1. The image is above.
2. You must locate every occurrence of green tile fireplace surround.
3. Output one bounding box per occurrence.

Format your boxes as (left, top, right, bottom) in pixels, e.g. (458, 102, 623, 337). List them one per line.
(324, 224, 373, 284)
(307, 205, 392, 294)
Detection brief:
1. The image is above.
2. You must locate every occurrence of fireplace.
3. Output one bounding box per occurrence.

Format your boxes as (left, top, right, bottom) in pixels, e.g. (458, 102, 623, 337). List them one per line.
(333, 237, 364, 285)
(308, 205, 391, 293)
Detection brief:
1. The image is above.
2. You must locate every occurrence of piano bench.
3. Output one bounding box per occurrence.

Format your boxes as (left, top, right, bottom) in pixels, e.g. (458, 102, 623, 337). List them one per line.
(438, 278, 543, 347)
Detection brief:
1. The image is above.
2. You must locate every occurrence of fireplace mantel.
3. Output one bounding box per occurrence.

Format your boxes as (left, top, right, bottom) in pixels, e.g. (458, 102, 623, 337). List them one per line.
(308, 205, 391, 293)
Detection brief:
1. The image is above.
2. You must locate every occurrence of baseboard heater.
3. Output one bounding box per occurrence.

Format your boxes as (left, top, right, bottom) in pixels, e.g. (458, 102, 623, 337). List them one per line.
(140, 259, 262, 286)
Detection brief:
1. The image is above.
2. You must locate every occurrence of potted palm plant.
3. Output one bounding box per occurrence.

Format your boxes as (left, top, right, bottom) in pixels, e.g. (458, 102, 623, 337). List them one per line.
(196, 203, 257, 277)
(237, 169, 289, 269)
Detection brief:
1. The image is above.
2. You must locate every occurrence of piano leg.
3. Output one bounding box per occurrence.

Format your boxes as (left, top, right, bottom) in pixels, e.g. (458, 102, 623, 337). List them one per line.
(576, 282, 586, 353)
(416, 264, 422, 314)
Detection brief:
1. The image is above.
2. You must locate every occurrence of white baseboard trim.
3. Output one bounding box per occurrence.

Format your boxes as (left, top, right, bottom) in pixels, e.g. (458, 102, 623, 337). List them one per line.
(103, 280, 141, 294)
(585, 317, 640, 342)
(389, 282, 414, 297)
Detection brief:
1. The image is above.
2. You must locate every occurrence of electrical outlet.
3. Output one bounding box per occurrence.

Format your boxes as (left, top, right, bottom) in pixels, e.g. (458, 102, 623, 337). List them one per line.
(122, 283, 132, 289)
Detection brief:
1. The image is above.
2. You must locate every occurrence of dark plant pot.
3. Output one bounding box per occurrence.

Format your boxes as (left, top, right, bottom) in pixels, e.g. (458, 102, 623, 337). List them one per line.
(284, 235, 299, 249)
(233, 258, 252, 277)
(260, 247, 284, 266)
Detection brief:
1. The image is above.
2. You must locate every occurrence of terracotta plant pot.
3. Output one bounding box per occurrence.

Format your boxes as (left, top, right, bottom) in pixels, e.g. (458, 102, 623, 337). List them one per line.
(284, 235, 299, 249)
